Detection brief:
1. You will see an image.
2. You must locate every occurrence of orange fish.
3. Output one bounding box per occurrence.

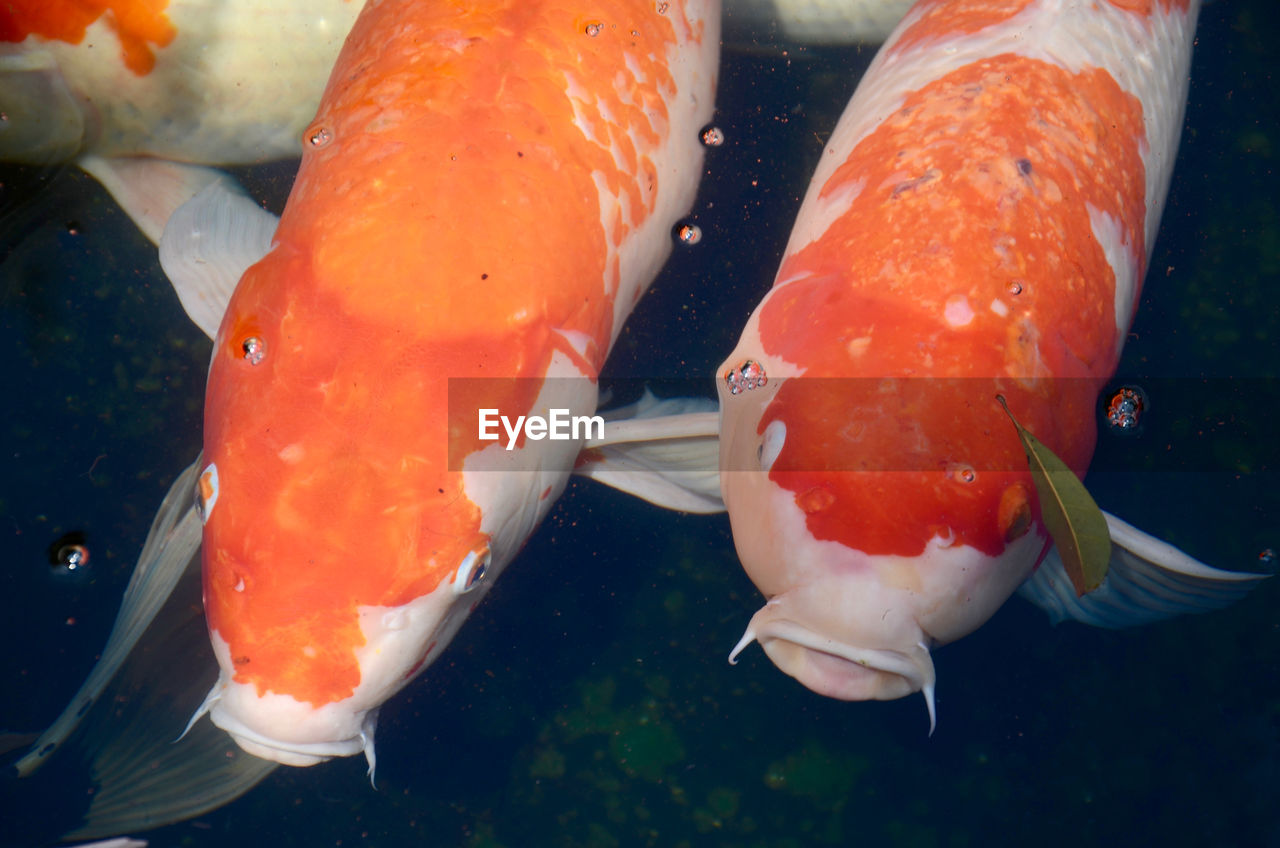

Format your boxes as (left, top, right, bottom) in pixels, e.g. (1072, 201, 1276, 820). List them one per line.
(158, 0, 720, 769)
(712, 0, 1262, 727)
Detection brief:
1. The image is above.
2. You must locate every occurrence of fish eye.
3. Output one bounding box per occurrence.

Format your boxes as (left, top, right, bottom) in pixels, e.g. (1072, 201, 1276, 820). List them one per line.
(452, 543, 492, 594)
(759, 419, 786, 472)
(195, 463, 219, 524)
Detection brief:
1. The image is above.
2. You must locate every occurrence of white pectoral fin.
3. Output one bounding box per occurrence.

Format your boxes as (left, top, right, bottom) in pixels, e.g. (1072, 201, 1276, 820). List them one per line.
(574, 391, 724, 514)
(61, 598, 276, 842)
(1018, 511, 1267, 628)
(12, 458, 204, 779)
(158, 179, 279, 340)
(60, 530, 275, 843)
(12, 457, 276, 840)
(77, 155, 227, 246)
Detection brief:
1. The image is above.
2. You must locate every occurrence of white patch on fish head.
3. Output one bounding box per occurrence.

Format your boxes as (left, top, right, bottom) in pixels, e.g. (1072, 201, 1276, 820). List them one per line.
(715, 307, 809, 595)
(200, 351, 598, 770)
(202, 534, 495, 772)
(721, 467, 938, 728)
(725, 473, 1047, 731)
(719, 357, 1050, 729)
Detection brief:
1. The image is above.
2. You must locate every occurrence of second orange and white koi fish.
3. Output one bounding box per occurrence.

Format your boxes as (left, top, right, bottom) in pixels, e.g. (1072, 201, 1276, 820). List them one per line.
(709, 0, 1263, 726)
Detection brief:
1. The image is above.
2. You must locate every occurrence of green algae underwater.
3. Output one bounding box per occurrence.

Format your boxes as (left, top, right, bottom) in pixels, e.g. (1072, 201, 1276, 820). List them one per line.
(2, 1, 1278, 846)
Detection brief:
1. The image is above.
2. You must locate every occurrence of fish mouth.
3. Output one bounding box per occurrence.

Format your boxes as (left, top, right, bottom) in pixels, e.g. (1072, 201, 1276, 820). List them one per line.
(729, 611, 937, 733)
(187, 683, 377, 771)
(210, 706, 368, 767)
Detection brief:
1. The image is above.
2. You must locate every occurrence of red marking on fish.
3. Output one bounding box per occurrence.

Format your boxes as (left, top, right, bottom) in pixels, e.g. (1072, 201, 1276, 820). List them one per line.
(1, 0, 176, 75)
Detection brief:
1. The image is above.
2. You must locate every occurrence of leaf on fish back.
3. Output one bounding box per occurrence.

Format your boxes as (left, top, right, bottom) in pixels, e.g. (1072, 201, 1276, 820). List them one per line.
(995, 394, 1111, 596)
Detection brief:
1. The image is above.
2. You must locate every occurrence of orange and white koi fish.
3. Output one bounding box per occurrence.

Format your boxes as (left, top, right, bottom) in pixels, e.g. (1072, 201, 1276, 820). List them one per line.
(712, 0, 1263, 726)
(154, 0, 720, 769)
(0, 0, 364, 241)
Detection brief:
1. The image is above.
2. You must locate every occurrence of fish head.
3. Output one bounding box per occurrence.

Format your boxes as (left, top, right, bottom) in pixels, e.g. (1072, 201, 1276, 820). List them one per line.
(192, 243, 585, 768)
(716, 300, 1097, 726)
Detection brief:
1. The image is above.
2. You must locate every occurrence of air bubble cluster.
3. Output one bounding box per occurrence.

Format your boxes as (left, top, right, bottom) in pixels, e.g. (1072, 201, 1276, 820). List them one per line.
(1105, 386, 1146, 432)
(242, 337, 266, 365)
(306, 125, 332, 148)
(724, 359, 767, 395)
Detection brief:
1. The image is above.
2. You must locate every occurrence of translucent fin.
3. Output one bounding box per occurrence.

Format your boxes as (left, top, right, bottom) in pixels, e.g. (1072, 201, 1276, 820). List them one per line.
(575, 391, 723, 514)
(77, 155, 225, 246)
(60, 554, 276, 841)
(12, 459, 204, 778)
(158, 179, 279, 340)
(1018, 511, 1267, 628)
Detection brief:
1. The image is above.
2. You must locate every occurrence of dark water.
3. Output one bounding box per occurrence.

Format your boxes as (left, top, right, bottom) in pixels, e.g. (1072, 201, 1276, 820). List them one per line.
(2, 2, 1277, 846)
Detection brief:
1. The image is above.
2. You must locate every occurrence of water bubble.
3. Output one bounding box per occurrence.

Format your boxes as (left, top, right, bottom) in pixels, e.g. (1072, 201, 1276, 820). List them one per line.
(676, 223, 702, 245)
(48, 532, 89, 575)
(584, 21, 603, 36)
(1007, 280, 1024, 295)
(242, 336, 266, 365)
(947, 463, 976, 484)
(724, 359, 767, 395)
(305, 124, 333, 149)
(700, 126, 724, 147)
(57, 544, 89, 571)
(1104, 385, 1146, 434)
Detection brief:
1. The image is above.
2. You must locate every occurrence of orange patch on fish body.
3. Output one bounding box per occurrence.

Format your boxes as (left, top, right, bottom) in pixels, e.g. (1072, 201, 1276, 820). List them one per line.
(1, 0, 176, 74)
(757, 52, 1145, 558)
